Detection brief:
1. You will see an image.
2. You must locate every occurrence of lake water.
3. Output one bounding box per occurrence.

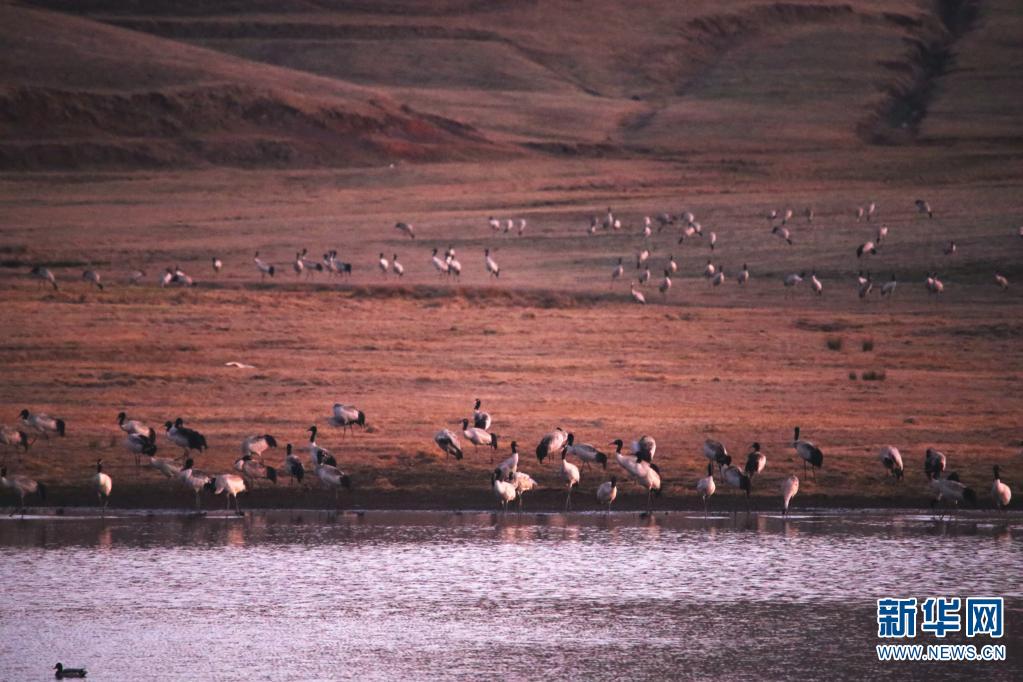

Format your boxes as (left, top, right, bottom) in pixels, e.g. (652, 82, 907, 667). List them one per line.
(0, 509, 1020, 681)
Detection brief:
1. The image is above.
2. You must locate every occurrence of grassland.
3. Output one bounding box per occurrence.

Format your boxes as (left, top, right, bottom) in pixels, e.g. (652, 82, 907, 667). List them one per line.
(0, 0, 1020, 512)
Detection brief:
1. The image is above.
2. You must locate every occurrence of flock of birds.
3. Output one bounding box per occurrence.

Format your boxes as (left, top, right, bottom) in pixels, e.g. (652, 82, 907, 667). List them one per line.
(22, 201, 1020, 300)
(1, 401, 1013, 517)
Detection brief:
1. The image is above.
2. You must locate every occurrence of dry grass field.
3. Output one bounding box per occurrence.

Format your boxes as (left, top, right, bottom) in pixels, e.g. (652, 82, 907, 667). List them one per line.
(0, 0, 1020, 511)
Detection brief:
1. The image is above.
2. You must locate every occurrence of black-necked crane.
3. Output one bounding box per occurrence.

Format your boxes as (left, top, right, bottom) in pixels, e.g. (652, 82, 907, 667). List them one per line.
(745, 443, 767, 479)
(915, 199, 933, 218)
(703, 260, 716, 279)
(630, 435, 656, 464)
(612, 439, 661, 513)
(505, 218, 515, 234)
(810, 271, 823, 296)
(171, 265, 194, 287)
(782, 208, 794, 224)
(293, 252, 305, 277)
(856, 240, 877, 258)
(792, 426, 823, 481)
(656, 212, 674, 230)
(241, 434, 278, 459)
(880, 274, 897, 297)
(767, 209, 778, 222)
(329, 403, 366, 436)
(709, 231, 717, 250)
(178, 458, 211, 511)
(737, 263, 750, 286)
(129, 269, 146, 285)
(279, 443, 306, 485)
(630, 281, 646, 304)
(924, 448, 946, 480)
(431, 248, 449, 276)
(491, 468, 517, 512)
(643, 221, 652, 239)
(696, 463, 716, 514)
(564, 432, 608, 470)
(209, 473, 247, 514)
(783, 272, 804, 289)
(82, 270, 103, 290)
(485, 249, 501, 278)
(637, 249, 650, 269)
(658, 270, 672, 299)
(92, 459, 112, 515)
(233, 454, 278, 485)
(721, 464, 751, 512)
(30, 266, 58, 290)
(682, 211, 696, 226)
(560, 449, 581, 511)
(301, 251, 324, 277)
(253, 252, 275, 279)
(805, 207, 814, 222)
(146, 451, 181, 480)
(536, 427, 568, 463)
(447, 254, 462, 278)
(164, 418, 207, 456)
(125, 427, 157, 467)
(867, 202, 877, 221)
(434, 429, 463, 460)
(0, 426, 30, 457)
(994, 273, 1008, 290)
(160, 268, 174, 288)
(943, 240, 957, 256)
(117, 411, 149, 438)
(212, 257, 223, 274)
(876, 224, 888, 243)
(992, 466, 1011, 510)
(497, 441, 519, 478)
(461, 418, 498, 460)
(314, 451, 352, 505)
(926, 272, 944, 294)
(1, 466, 45, 515)
(711, 267, 725, 287)
(20, 409, 65, 439)
(638, 267, 651, 286)
(772, 225, 793, 245)
(472, 398, 492, 430)
(587, 216, 598, 235)
(703, 439, 730, 472)
(667, 254, 678, 274)
(878, 446, 904, 480)
(378, 253, 389, 277)
(392, 254, 404, 277)
(781, 475, 799, 515)
(596, 476, 618, 513)
(488, 216, 500, 231)
(855, 206, 865, 221)
(678, 224, 697, 242)
(518, 218, 527, 236)
(858, 272, 873, 298)
(611, 257, 624, 286)
(511, 470, 537, 511)
(930, 472, 976, 511)
(304, 426, 333, 469)
(395, 221, 416, 239)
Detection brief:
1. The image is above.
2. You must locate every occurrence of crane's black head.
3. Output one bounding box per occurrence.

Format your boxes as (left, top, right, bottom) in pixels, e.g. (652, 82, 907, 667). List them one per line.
(19, 409, 29, 419)
(793, 426, 800, 441)
(117, 411, 126, 423)
(566, 432, 575, 446)
(174, 417, 184, 427)
(183, 458, 194, 470)
(510, 440, 518, 452)
(357, 411, 366, 427)
(993, 465, 1001, 480)
(18, 431, 30, 450)
(462, 418, 470, 429)
(610, 476, 617, 486)
(286, 443, 293, 455)
(264, 435, 278, 448)
(96, 459, 103, 472)
(751, 442, 761, 452)
(707, 462, 714, 476)
(474, 398, 481, 409)
(164, 421, 174, 430)
(490, 434, 499, 450)
(610, 438, 624, 450)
